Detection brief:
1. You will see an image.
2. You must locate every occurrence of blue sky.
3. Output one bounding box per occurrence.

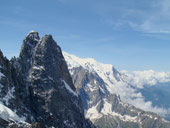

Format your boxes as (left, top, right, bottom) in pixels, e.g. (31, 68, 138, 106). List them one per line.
(0, 0, 170, 71)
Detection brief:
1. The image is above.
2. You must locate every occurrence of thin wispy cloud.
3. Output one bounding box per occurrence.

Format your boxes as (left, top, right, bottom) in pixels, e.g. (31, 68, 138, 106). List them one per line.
(101, 0, 170, 34)
(1, 0, 170, 71)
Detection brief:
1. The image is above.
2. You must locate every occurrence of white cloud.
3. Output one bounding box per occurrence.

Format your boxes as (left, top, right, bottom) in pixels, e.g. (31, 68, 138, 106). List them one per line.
(121, 70, 170, 88)
(113, 70, 170, 117)
(126, 96, 169, 117)
(109, 79, 170, 117)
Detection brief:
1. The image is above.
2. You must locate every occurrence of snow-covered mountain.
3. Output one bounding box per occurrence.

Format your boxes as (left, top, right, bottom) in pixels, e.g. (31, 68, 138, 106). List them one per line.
(63, 52, 170, 128)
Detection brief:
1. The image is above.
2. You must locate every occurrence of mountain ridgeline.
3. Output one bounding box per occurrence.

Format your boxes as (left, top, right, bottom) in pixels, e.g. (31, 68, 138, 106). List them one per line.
(0, 31, 170, 128)
(63, 52, 170, 128)
(0, 31, 95, 128)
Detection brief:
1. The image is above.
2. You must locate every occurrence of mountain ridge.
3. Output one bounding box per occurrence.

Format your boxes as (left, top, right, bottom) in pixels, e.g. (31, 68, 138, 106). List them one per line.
(0, 31, 170, 128)
(63, 51, 170, 128)
(0, 31, 95, 128)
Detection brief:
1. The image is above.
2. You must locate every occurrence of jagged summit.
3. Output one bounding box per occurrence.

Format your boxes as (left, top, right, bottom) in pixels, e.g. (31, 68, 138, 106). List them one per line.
(25, 30, 40, 41)
(42, 34, 53, 40)
(0, 49, 3, 58)
(0, 31, 91, 128)
(40, 34, 61, 54)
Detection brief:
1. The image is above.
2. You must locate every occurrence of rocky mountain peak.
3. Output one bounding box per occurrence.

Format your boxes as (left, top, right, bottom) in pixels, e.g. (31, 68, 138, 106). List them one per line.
(31, 33, 75, 91)
(0, 50, 9, 68)
(18, 32, 40, 82)
(40, 34, 62, 56)
(19, 31, 40, 60)
(1, 31, 92, 128)
(25, 30, 40, 41)
(0, 31, 97, 128)
(41, 34, 53, 42)
(0, 49, 3, 61)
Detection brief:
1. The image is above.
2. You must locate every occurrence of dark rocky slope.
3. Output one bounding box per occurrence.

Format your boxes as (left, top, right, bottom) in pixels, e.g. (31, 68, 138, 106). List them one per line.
(0, 31, 95, 128)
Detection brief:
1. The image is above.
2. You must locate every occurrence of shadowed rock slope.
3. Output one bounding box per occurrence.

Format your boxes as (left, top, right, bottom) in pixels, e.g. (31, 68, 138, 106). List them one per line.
(0, 31, 95, 128)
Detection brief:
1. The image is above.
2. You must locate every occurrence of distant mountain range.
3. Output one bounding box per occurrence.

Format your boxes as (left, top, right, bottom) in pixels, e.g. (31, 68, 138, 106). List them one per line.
(0, 31, 170, 128)
(63, 52, 170, 128)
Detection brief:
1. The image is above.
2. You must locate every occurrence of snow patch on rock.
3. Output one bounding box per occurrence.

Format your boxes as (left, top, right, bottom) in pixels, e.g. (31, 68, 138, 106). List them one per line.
(101, 99, 138, 122)
(86, 102, 102, 120)
(3, 87, 15, 105)
(86, 99, 138, 123)
(26, 30, 39, 41)
(62, 80, 78, 97)
(0, 102, 28, 126)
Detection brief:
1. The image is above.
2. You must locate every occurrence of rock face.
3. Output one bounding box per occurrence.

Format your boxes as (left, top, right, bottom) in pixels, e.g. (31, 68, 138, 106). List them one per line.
(0, 31, 94, 128)
(63, 52, 170, 128)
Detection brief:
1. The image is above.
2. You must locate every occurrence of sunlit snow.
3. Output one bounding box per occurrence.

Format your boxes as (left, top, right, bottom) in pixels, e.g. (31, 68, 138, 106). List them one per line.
(63, 52, 170, 118)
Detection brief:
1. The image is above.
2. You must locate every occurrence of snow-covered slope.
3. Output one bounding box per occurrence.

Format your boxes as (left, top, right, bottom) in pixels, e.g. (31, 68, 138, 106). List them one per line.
(63, 52, 123, 92)
(63, 52, 170, 128)
(0, 70, 20, 123)
(64, 52, 170, 116)
(0, 102, 27, 125)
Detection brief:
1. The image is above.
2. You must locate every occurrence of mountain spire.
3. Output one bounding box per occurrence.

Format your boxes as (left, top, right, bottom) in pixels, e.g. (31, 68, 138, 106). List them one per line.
(25, 30, 40, 41)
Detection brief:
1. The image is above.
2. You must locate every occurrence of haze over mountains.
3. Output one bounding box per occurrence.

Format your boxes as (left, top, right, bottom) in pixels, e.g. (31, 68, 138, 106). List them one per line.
(0, 31, 170, 128)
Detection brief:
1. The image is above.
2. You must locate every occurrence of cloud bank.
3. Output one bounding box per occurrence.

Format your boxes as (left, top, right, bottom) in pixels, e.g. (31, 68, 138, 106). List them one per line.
(111, 70, 170, 117)
(121, 70, 170, 88)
